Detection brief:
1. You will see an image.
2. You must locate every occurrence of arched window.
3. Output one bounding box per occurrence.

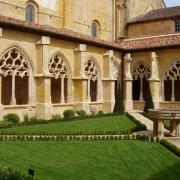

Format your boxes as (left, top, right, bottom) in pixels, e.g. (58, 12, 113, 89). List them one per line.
(48, 53, 71, 104)
(132, 63, 150, 101)
(85, 58, 102, 102)
(163, 60, 180, 102)
(26, 4, 36, 22)
(91, 20, 100, 38)
(0, 48, 34, 105)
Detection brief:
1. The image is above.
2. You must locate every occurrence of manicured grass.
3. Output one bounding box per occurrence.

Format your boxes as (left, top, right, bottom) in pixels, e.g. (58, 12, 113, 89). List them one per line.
(0, 141, 179, 180)
(0, 115, 136, 134)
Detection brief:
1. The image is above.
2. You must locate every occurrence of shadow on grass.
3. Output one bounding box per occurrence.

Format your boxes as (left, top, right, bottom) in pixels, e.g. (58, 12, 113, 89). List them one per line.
(148, 161, 180, 180)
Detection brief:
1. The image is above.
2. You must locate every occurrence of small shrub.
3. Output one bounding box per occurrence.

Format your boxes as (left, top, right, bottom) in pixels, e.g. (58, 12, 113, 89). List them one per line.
(52, 114, 62, 121)
(96, 110, 104, 116)
(63, 109, 75, 120)
(76, 110, 87, 118)
(0, 165, 31, 180)
(23, 113, 30, 123)
(3, 113, 20, 123)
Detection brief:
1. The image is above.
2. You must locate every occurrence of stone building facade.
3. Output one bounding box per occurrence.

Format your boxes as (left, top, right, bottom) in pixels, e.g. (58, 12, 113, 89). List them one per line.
(0, 0, 179, 120)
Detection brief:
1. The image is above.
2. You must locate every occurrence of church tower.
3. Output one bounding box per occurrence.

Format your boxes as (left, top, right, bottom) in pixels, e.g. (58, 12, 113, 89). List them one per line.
(115, 0, 165, 40)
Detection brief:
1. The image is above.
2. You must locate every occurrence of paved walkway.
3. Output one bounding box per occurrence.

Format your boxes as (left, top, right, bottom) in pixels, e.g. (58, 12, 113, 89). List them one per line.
(128, 111, 153, 131)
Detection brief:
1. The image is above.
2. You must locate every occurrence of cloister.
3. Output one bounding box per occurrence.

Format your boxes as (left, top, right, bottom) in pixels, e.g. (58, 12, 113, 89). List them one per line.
(0, 43, 179, 120)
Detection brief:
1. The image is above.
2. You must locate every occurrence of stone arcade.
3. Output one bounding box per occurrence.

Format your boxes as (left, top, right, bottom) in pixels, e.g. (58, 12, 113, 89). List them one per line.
(0, 0, 179, 120)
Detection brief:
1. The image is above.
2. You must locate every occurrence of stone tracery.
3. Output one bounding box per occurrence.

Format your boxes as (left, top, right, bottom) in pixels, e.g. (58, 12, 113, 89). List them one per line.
(0, 48, 33, 105)
(132, 62, 150, 101)
(48, 55, 69, 79)
(48, 53, 71, 104)
(0, 49, 30, 77)
(84, 59, 98, 81)
(133, 63, 150, 80)
(163, 60, 180, 101)
(111, 57, 119, 79)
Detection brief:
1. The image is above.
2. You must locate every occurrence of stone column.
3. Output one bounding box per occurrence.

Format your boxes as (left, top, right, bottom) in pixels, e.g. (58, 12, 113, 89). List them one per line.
(0, 72, 4, 119)
(87, 79, 91, 102)
(175, 120, 180, 137)
(153, 119, 164, 137)
(60, 77, 65, 103)
(74, 44, 90, 113)
(123, 53, 133, 111)
(35, 36, 53, 119)
(97, 80, 103, 102)
(28, 71, 35, 105)
(102, 50, 120, 112)
(66, 78, 72, 103)
(171, 80, 175, 102)
(10, 73, 16, 105)
(149, 52, 160, 109)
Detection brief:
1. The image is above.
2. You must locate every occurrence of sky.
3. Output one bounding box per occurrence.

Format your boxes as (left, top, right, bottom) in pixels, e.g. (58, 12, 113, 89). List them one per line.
(164, 0, 180, 7)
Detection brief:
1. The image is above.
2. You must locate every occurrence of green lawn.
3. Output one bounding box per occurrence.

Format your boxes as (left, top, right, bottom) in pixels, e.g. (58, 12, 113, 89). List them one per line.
(0, 115, 136, 134)
(0, 141, 179, 180)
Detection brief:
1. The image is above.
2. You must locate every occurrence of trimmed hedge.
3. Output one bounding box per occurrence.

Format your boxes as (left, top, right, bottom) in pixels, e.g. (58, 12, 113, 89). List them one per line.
(63, 109, 75, 120)
(3, 113, 20, 123)
(0, 134, 155, 142)
(160, 139, 180, 157)
(76, 110, 87, 118)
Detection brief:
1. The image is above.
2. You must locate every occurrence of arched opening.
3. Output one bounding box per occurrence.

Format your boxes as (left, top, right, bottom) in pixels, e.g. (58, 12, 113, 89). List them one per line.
(132, 63, 150, 101)
(85, 58, 102, 102)
(163, 60, 180, 101)
(0, 48, 34, 105)
(48, 53, 71, 104)
(91, 20, 100, 38)
(90, 80, 97, 102)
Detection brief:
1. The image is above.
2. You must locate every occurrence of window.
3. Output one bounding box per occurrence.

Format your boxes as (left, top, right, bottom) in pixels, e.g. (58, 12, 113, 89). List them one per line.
(132, 63, 150, 101)
(91, 20, 100, 38)
(48, 54, 71, 104)
(163, 60, 180, 102)
(175, 20, 180, 32)
(26, 4, 35, 22)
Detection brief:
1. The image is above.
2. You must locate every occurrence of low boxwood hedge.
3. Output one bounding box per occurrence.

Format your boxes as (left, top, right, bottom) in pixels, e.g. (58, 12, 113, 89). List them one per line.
(160, 139, 180, 157)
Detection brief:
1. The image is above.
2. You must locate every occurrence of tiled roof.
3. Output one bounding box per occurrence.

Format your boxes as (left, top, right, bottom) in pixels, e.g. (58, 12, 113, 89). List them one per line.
(0, 15, 121, 51)
(121, 33, 180, 51)
(128, 6, 180, 24)
(0, 15, 180, 52)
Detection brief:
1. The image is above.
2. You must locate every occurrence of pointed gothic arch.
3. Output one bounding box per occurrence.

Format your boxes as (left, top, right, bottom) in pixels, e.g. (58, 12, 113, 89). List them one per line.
(162, 59, 180, 102)
(132, 61, 151, 101)
(0, 45, 35, 105)
(48, 51, 72, 104)
(84, 56, 102, 102)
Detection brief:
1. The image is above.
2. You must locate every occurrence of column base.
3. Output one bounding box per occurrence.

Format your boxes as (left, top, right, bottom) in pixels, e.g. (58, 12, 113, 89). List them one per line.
(102, 101, 115, 113)
(75, 102, 90, 114)
(123, 100, 133, 111)
(36, 103, 53, 120)
(175, 120, 180, 137)
(153, 120, 164, 138)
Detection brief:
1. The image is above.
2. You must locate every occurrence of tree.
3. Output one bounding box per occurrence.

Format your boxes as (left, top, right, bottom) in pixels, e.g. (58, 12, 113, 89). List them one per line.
(113, 81, 124, 114)
(143, 81, 154, 113)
